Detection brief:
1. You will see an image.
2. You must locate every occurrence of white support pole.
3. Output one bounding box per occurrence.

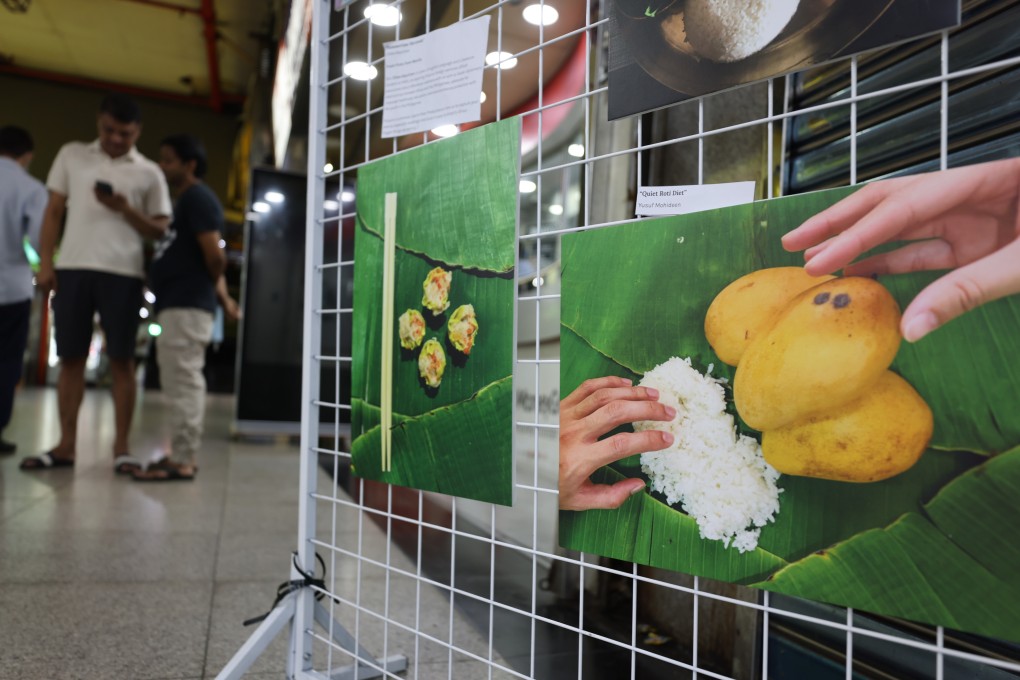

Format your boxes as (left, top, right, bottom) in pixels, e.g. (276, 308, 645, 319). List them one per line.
(294, 0, 331, 672)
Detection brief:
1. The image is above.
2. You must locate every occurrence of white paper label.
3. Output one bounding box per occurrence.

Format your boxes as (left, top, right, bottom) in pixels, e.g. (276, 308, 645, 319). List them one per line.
(381, 17, 490, 138)
(635, 181, 756, 216)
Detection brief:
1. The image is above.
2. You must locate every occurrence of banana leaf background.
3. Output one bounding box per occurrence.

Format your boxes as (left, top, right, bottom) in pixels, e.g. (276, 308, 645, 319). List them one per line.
(559, 182, 1020, 641)
(351, 119, 520, 506)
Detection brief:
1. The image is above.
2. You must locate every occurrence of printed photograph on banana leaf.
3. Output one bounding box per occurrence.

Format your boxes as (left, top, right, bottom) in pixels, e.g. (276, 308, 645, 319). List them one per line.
(351, 119, 520, 506)
(608, 0, 961, 119)
(559, 161, 1020, 641)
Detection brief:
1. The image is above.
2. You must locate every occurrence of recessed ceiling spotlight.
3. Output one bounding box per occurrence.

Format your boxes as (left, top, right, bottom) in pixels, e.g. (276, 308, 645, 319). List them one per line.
(523, 4, 559, 26)
(323, 162, 334, 173)
(485, 51, 517, 70)
(341, 190, 356, 202)
(519, 180, 537, 193)
(253, 201, 271, 213)
(344, 61, 378, 81)
(265, 191, 285, 204)
(480, 91, 487, 103)
(567, 143, 585, 158)
(431, 124, 459, 138)
(549, 204, 564, 215)
(364, 3, 401, 26)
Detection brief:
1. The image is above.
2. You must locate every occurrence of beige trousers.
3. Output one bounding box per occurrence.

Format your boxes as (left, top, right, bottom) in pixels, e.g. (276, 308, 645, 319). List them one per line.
(156, 308, 214, 465)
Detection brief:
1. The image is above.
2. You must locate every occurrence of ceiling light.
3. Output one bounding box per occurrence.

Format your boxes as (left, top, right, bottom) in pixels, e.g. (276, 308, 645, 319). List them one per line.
(344, 61, 378, 81)
(218, 239, 226, 248)
(485, 51, 517, 70)
(324, 199, 340, 211)
(364, 3, 401, 26)
(245, 211, 260, 221)
(480, 91, 487, 103)
(139, 307, 150, 319)
(567, 143, 585, 158)
(431, 124, 459, 138)
(144, 291, 156, 304)
(549, 204, 564, 215)
(341, 190, 356, 202)
(253, 201, 270, 213)
(323, 162, 334, 173)
(148, 323, 162, 337)
(531, 276, 544, 288)
(519, 179, 537, 193)
(265, 191, 285, 204)
(523, 4, 559, 26)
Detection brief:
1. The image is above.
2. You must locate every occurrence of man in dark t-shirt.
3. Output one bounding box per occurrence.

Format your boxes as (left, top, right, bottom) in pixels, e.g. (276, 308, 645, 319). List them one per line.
(137, 135, 237, 481)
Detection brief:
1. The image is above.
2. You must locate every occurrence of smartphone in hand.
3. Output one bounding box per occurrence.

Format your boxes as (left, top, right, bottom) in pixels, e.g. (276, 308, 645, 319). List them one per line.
(95, 180, 114, 196)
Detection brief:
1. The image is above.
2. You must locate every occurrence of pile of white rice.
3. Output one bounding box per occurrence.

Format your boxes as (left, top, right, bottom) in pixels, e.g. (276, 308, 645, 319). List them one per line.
(684, 0, 799, 63)
(634, 356, 781, 553)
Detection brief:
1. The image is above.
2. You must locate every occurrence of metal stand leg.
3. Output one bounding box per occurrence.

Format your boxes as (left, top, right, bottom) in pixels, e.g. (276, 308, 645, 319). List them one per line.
(215, 593, 408, 680)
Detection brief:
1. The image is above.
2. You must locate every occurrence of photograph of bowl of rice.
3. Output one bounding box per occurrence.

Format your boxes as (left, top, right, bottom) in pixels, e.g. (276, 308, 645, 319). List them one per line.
(608, 0, 959, 118)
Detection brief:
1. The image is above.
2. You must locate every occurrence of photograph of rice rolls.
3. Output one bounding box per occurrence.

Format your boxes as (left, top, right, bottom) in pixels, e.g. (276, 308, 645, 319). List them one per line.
(559, 170, 1020, 642)
(447, 304, 478, 355)
(350, 118, 520, 506)
(608, 0, 960, 119)
(398, 309, 426, 350)
(422, 266, 452, 315)
(418, 338, 447, 388)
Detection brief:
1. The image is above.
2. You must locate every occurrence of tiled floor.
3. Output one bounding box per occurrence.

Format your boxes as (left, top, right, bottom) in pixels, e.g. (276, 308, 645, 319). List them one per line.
(0, 386, 508, 680)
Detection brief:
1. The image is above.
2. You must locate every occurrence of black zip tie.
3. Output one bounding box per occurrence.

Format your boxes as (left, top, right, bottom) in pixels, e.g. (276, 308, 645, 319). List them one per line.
(243, 552, 340, 626)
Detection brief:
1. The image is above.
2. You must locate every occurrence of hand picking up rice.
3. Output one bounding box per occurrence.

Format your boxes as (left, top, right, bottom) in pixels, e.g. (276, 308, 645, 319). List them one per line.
(634, 357, 781, 552)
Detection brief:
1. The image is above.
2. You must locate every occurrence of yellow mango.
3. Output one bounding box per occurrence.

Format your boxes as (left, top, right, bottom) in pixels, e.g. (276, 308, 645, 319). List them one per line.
(762, 371, 933, 482)
(734, 277, 902, 430)
(705, 267, 835, 366)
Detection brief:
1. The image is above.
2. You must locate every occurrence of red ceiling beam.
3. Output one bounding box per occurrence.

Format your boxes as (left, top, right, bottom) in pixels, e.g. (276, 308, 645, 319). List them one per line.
(0, 63, 243, 110)
(200, 0, 223, 112)
(118, 0, 224, 112)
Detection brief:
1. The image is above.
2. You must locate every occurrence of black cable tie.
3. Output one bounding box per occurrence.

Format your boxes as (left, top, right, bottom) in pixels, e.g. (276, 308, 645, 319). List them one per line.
(243, 552, 340, 626)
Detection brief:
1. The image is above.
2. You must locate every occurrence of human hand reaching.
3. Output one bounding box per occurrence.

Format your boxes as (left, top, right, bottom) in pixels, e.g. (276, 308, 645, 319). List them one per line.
(559, 376, 675, 511)
(782, 159, 1020, 342)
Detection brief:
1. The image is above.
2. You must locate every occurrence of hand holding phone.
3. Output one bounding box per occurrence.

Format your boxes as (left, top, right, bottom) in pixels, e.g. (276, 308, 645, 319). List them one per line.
(95, 180, 114, 196)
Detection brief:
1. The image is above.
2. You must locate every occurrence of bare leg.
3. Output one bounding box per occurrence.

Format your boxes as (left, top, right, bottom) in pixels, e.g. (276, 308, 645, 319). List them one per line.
(109, 357, 136, 457)
(54, 356, 87, 459)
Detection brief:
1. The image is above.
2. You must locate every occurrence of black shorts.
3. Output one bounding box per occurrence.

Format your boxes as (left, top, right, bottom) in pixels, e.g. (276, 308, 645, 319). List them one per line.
(52, 269, 143, 361)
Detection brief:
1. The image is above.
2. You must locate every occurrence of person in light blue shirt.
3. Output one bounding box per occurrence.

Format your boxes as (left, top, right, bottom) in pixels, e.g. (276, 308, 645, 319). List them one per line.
(0, 126, 47, 454)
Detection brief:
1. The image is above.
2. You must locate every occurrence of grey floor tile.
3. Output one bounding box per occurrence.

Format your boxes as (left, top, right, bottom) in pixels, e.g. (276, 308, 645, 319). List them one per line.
(0, 581, 212, 680)
(0, 529, 217, 584)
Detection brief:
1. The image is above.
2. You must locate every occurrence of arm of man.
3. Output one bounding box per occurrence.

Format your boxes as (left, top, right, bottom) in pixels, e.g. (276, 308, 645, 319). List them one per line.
(119, 202, 170, 239)
(215, 274, 241, 322)
(196, 230, 226, 281)
(36, 191, 67, 294)
(24, 184, 48, 251)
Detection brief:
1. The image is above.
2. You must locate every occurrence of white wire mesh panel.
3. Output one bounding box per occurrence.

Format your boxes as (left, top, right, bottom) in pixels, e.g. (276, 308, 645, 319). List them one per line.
(298, 0, 1020, 677)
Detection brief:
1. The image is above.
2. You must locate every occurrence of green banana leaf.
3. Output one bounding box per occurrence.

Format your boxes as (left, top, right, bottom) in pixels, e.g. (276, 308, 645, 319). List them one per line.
(757, 446, 1020, 639)
(351, 377, 513, 506)
(350, 119, 520, 506)
(560, 466, 789, 583)
(355, 119, 520, 274)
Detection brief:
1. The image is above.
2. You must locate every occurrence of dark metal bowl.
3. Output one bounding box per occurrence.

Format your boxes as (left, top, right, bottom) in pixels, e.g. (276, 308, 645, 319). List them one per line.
(618, 0, 897, 97)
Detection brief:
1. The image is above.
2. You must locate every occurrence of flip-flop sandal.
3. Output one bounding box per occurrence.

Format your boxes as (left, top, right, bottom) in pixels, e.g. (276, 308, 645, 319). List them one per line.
(113, 455, 144, 475)
(132, 459, 197, 482)
(20, 451, 75, 470)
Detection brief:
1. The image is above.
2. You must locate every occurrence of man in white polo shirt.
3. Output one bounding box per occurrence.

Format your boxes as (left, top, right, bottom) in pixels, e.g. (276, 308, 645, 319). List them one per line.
(21, 94, 172, 472)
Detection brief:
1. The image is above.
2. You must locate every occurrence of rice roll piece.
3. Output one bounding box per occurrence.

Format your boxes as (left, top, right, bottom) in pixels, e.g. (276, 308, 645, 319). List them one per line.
(398, 309, 426, 350)
(418, 338, 447, 388)
(683, 0, 799, 63)
(447, 304, 478, 355)
(422, 267, 452, 316)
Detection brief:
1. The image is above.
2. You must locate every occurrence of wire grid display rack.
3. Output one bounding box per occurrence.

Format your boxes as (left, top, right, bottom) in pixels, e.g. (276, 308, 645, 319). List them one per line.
(289, 0, 1020, 677)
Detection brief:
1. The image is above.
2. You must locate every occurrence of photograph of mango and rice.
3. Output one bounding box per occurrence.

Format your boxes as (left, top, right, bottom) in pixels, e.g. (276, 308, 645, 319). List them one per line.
(607, 0, 960, 119)
(350, 119, 520, 506)
(558, 174, 1020, 641)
